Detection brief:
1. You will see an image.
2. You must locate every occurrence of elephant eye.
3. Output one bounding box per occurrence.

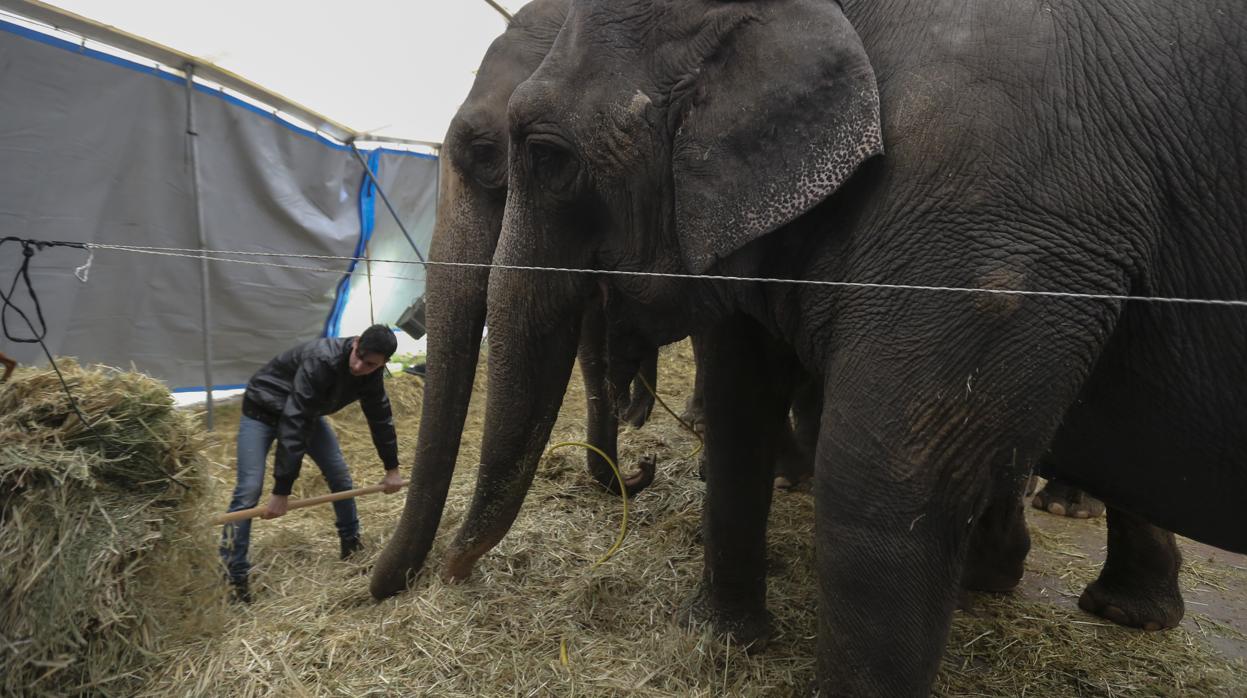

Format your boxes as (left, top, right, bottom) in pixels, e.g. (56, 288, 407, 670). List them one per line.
(463, 139, 505, 189)
(470, 142, 500, 167)
(526, 137, 581, 197)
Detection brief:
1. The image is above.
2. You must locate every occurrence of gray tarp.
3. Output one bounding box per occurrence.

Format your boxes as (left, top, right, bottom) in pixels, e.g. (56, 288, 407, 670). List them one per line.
(0, 19, 435, 389)
(333, 150, 437, 339)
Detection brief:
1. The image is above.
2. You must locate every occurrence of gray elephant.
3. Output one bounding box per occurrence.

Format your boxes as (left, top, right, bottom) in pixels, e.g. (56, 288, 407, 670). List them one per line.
(438, 0, 1247, 695)
(368, 0, 662, 601)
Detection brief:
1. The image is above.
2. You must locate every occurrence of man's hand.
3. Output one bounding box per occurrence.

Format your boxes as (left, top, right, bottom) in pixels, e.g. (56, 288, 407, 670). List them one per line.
(380, 468, 404, 493)
(261, 494, 289, 519)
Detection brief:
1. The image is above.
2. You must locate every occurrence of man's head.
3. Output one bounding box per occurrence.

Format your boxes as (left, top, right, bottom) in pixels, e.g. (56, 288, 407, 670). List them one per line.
(350, 324, 397, 376)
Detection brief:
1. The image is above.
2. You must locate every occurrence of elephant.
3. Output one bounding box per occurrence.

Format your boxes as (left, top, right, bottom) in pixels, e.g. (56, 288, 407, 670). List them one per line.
(368, 0, 662, 601)
(439, 0, 1247, 695)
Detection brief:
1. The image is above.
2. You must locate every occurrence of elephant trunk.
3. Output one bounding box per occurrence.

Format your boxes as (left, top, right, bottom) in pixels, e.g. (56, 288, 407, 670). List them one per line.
(442, 267, 582, 581)
(369, 174, 495, 600)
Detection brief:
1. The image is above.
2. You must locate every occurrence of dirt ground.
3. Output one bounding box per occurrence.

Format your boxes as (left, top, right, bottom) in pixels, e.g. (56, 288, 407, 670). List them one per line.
(154, 340, 1245, 697)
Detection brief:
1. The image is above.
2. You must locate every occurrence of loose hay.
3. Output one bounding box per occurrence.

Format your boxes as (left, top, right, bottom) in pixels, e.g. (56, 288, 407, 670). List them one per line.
(17, 344, 1242, 696)
(0, 360, 222, 696)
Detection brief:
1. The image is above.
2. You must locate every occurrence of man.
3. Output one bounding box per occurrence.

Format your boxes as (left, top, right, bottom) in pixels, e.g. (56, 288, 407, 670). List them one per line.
(220, 324, 405, 602)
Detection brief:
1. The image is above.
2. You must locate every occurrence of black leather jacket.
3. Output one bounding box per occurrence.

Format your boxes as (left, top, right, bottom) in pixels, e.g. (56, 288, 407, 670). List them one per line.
(242, 336, 399, 495)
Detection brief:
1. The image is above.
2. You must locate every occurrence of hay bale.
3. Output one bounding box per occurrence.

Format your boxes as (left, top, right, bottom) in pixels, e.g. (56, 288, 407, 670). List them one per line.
(0, 360, 222, 695)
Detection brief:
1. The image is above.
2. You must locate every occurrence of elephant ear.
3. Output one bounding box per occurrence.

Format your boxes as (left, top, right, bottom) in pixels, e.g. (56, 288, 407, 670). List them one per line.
(671, 0, 882, 274)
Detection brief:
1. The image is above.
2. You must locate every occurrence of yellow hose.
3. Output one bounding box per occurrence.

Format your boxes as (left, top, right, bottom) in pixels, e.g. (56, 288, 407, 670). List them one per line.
(546, 441, 629, 569)
(549, 368, 707, 665)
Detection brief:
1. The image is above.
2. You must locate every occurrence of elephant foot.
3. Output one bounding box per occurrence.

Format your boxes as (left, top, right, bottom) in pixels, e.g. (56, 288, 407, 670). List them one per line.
(621, 454, 658, 495)
(443, 542, 492, 583)
(678, 586, 774, 651)
(773, 474, 799, 489)
(1078, 577, 1184, 630)
(961, 498, 1030, 593)
(679, 398, 705, 432)
(592, 454, 657, 496)
(622, 391, 655, 429)
(773, 441, 813, 490)
(1030, 478, 1104, 519)
(962, 558, 1025, 593)
(1077, 506, 1184, 630)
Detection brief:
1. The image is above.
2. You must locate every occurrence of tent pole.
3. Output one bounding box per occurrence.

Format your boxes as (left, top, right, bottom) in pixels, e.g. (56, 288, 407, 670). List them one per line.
(482, 0, 513, 22)
(184, 64, 215, 431)
(348, 143, 426, 263)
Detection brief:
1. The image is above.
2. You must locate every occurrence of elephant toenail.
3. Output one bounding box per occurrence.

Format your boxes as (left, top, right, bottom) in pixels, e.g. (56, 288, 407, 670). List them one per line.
(1048, 503, 1066, 516)
(1102, 605, 1129, 625)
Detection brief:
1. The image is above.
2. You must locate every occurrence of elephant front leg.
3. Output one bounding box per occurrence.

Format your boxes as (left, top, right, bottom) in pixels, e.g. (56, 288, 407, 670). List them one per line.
(681, 316, 794, 647)
(814, 438, 989, 696)
(1078, 506, 1183, 630)
(813, 311, 1107, 695)
(578, 305, 654, 495)
(961, 484, 1032, 593)
(962, 459, 1033, 593)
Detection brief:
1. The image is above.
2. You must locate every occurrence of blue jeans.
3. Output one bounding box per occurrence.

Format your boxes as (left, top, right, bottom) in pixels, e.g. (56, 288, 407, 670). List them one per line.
(220, 414, 360, 582)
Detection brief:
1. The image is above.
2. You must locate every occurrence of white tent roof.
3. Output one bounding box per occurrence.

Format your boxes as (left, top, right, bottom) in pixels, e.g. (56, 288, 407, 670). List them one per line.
(2, 0, 527, 145)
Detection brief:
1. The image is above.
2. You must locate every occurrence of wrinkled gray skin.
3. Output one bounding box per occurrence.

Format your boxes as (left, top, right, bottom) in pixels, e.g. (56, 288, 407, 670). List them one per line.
(446, 0, 1247, 694)
(368, 0, 657, 601)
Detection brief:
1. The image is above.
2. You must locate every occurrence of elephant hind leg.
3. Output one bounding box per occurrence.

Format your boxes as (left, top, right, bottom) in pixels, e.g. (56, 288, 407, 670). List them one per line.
(621, 349, 658, 429)
(773, 376, 821, 490)
(1078, 506, 1184, 630)
(961, 486, 1031, 593)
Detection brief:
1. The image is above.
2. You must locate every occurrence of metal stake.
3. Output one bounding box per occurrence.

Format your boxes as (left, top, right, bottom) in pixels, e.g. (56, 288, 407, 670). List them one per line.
(349, 142, 427, 264)
(184, 64, 215, 430)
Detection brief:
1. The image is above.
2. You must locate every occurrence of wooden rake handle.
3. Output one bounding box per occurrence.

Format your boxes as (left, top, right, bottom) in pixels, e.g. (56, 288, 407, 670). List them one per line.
(212, 480, 409, 525)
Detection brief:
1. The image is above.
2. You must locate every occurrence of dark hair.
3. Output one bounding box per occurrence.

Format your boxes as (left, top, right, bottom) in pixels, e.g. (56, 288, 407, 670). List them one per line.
(357, 324, 398, 359)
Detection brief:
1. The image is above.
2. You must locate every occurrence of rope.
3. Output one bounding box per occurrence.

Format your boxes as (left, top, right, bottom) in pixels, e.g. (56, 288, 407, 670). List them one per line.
(0, 237, 96, 430)
(79, 241, 1247, 309)
(635, 371, 704, 460)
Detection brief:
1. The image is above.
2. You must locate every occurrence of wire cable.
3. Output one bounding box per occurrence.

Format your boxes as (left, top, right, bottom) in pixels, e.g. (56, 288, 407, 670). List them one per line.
(80, 241, 1247, 309)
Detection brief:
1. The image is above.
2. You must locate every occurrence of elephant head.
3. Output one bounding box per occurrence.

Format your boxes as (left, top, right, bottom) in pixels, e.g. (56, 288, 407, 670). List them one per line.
(369, 0, 570, 601)
(442, 0, 880, 580)
(370, 0, 666, 601)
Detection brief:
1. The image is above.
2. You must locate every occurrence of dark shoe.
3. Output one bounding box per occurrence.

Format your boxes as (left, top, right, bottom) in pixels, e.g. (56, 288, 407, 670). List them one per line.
(340, 536, 365, 560)
(229, 577, 253, 604)
(403, 363, 426, 377)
